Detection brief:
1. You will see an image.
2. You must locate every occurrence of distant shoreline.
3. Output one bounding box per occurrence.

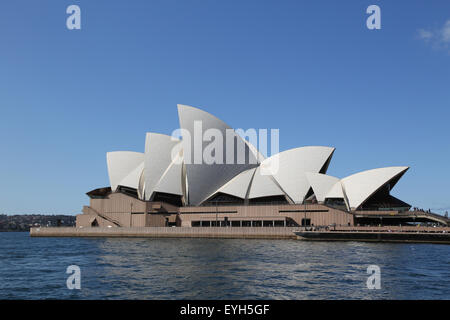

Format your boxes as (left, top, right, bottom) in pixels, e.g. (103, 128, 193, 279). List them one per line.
(0, 214, 76, 232)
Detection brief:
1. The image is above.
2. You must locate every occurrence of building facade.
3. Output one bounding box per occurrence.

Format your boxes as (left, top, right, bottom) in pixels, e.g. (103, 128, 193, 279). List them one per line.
(76, 105, 447, 228)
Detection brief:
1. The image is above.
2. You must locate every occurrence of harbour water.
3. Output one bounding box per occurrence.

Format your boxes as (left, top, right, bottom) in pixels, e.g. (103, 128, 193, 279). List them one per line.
(1, 232, 449, 299)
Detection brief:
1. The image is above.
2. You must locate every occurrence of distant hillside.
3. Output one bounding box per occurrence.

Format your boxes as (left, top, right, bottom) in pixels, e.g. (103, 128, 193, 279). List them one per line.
(0, 214, 76, 232)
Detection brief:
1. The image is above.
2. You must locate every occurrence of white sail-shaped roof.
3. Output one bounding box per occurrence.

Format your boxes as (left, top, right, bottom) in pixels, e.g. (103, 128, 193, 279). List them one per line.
(119, 162, 144, 190)
(267, 146, 335, 203)
(326, 180, 345, 199)
(341, 166, 409, 210)
(215, 168, 256, 199)
(247, 166, 286, 199)
(305, 172, 341, 202)
(138, 169, 145, 199)
(103, 105, 411, 212)
(106, 151, 144, 192)
(209, 146, 335, 202)
(144, 133, 182, 200)
(177, 104, 259, 205)
(152, 154, 183, 196)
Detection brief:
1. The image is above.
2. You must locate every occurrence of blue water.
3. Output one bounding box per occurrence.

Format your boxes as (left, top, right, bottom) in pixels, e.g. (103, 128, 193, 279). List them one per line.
(0, 232, 449, 299)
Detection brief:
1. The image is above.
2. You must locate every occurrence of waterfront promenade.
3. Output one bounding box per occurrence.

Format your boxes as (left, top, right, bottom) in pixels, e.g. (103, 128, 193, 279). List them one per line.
(30, 225, 450, 242)
(30, 226, 299, 239)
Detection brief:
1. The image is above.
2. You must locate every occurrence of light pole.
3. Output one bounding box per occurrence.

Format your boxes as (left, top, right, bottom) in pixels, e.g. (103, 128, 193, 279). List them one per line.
(130, 203, 133, 227)
(215, 200, 218, 227)
(303, 195, 307, 229)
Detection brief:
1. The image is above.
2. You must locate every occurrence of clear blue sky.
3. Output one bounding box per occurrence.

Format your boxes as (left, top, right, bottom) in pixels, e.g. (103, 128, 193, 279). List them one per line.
(1, 1, 449, 215)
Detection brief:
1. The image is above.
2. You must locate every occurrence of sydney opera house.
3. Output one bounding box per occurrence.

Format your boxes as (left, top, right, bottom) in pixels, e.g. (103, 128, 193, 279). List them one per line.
(76, 105, 447, 229)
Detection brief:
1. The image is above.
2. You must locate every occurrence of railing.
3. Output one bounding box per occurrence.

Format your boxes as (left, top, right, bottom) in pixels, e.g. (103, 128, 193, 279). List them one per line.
(408, 211, 450, 225)
(332, 225, 450, 233)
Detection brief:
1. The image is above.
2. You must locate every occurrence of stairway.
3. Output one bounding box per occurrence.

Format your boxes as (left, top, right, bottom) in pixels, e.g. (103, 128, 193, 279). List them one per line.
(83, 206, 123, 227)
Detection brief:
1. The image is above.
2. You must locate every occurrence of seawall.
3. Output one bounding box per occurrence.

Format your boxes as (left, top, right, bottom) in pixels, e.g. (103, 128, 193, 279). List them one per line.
(30, 226, 298, 239)
(295, 230, 450, 244)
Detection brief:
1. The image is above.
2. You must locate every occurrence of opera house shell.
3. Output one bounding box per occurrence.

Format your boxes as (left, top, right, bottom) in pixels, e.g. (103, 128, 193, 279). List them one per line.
(104, 104, 409, 209)
(77, 104, 446, 229)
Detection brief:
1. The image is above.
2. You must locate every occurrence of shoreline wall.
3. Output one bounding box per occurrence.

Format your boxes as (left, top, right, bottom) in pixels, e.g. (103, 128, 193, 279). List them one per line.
(30, 226, 298, 239)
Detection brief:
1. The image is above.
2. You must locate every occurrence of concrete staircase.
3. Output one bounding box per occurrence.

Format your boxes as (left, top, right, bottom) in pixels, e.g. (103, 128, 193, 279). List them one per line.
(82, 206, 123, 227)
